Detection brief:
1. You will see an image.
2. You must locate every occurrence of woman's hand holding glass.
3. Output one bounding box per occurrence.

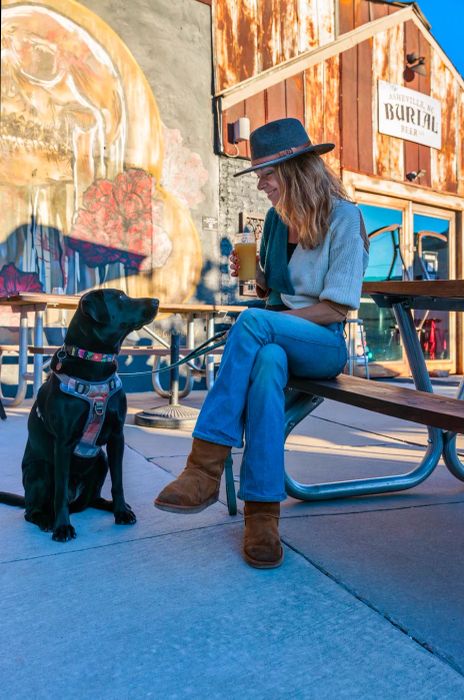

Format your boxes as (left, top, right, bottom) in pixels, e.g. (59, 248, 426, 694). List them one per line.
(229, 248, 260, 278)
(229, 248, 241, 277)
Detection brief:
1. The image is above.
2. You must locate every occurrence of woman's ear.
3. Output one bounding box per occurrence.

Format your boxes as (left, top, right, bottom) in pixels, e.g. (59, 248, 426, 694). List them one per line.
(80, 290, 110, 325)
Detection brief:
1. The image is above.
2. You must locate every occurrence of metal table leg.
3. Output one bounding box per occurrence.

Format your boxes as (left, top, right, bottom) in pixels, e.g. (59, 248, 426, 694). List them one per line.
(0, 308, 29, 407)
(33, 307, 45, 397)
(135, 330, 200, 429)
(442, 377, 464, 480)
(392, 302, 433, 392)
(283, 302, 444, 502)
(205, 313, 216, 391)
(394, 301, 464, 480)
(149, 318, 194, 399)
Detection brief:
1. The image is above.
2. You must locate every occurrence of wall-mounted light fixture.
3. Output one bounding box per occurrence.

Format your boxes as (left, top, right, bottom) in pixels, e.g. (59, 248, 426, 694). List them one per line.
(406, 169, 426, 182)
(404, 52, 427, 82)
(230, 117, 250, 144)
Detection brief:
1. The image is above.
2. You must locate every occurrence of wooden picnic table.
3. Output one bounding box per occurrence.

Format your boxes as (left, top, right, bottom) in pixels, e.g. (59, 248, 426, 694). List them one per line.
(223, 280, 464, 513)
(361, 280, 464, 480)
(0, 292, 245, 407)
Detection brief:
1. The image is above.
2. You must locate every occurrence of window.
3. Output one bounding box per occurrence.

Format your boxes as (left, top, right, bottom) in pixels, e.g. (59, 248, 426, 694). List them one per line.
(359, 203, 404, 363)
(413, 213, 451, 360)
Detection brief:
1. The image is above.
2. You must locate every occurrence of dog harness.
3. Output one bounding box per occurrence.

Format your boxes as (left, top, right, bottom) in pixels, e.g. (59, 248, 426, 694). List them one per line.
(52, 371, 123, 458)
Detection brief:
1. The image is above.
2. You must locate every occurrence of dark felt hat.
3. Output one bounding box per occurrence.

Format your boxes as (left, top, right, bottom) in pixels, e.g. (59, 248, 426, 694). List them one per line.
(234, 118, 335, 177)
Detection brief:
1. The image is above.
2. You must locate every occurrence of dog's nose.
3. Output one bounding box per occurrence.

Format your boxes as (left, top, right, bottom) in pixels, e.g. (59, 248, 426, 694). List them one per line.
(150, 298, 159, 311)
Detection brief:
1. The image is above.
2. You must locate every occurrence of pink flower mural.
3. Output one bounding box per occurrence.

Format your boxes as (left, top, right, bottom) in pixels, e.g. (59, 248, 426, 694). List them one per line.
(67, 168, 172, 272)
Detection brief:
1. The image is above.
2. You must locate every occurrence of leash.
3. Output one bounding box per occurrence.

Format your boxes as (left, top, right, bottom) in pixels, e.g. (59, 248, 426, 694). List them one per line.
(116, 330, 228, 377)
(43, 331, 229, 457)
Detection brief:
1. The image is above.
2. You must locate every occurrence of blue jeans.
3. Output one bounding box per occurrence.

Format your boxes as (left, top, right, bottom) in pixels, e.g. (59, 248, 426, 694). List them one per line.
(193, 308, 347, 502)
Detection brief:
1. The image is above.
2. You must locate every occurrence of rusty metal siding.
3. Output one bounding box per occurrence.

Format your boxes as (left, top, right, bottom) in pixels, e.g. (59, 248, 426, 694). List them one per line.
(402, 20, 432, 187)
(279, 0, 299, 63)
(430, 52, 458, 193)
(339, 36, 374, 175)
(459, 91, 464, 196)
(324, 56, 341, 174)
(266, 80, 287, 122)
(339, 0, 369, 34)
(339, 0, 399, 35)
(339, 0, 355, 34)
(357, 38, 374, 174)
(214, 0, 258, 90)
(305, 63, 325, 147)
(404, 22, 431, 185)
(214, 0, 335, 92)
(285, 73, 305, 125)
(417, 29, 432, 187)
(221, 76, 304, 157)
(305, 57, 340, 175)
(306, 0, 335, 48)
(372, 23, 404, 180)
(341, 46, 358, 171)
(218, 2, 463, 197)
(261, 0, 282, 71)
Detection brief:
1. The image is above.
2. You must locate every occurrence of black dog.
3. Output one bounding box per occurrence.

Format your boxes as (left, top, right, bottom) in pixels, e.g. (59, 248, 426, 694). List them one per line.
(0, 289, 159, 542)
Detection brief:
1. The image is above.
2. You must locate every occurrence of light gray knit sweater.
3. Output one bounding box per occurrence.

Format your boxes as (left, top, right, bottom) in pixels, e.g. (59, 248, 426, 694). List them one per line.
(260, 199, 369, 310)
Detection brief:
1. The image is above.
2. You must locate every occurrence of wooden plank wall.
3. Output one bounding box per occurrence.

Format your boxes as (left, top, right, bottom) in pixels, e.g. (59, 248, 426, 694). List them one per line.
(372, 23, 405, 180)
(214, 0, 335, 92)
(305, 58, 341, 174)
(339, 0, 400, 29)
(459, 92, 464, 196)
(402, 20, 431, 187)
(219, 0, 464, 195)
(430, 50, 459, 194)
(221, 74, 304, 158)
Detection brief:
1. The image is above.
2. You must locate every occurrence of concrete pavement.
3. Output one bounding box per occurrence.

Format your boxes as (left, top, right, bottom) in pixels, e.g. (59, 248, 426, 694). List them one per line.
(1, 385, 464, 698)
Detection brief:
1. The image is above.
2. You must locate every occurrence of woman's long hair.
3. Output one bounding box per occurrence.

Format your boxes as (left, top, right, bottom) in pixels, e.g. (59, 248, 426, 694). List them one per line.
(274, 153, 349, 249)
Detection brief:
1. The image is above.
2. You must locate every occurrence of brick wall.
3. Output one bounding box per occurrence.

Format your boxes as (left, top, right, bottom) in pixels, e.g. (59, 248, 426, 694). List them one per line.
(218, 156, 268, 303)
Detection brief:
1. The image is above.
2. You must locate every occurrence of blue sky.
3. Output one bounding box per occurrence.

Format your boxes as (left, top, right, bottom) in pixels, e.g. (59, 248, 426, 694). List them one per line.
(405, 0, 464, 77)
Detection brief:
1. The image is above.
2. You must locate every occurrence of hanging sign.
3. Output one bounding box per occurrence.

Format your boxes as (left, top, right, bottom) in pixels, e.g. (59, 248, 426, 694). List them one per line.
(378, 80, 441, 149)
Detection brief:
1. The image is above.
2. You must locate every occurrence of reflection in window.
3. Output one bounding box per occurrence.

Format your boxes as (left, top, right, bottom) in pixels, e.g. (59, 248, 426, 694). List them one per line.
(361, 205, 403, 282)
(413, 214, 449, 281)
(359, 204, 404, 363)
(413, 214, 450, 360)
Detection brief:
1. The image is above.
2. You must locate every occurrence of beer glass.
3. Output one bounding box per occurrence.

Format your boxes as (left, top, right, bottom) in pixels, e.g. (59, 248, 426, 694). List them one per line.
(234, 230, 256, 281)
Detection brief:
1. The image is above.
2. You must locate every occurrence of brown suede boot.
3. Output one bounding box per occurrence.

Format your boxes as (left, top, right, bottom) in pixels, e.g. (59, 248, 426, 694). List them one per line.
(243, 501, 284, 569)
(154, 438, 231, 513)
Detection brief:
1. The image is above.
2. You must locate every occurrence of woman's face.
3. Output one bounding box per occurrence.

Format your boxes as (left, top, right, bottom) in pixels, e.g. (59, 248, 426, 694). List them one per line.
(255, 167, 280, 206)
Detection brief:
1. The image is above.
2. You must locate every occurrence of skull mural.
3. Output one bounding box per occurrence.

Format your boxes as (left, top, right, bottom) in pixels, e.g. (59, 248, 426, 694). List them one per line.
(0, 0, 203, 313)
(1, 4, 126, 198)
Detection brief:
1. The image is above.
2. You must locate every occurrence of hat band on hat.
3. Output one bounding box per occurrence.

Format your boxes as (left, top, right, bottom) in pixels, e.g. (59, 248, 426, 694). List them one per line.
(251, 141, 311, 167)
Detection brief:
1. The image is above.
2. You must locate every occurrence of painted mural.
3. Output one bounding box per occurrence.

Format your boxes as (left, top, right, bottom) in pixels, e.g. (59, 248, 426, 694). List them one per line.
(0, 0, 207, 330)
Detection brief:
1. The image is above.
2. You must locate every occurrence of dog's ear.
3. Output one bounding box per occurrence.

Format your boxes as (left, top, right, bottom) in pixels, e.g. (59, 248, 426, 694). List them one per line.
(80, 290, 111, 325)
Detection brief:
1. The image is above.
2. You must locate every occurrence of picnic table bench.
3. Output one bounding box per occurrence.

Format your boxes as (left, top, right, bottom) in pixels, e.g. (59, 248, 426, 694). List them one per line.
(223, 281, 464, 515)
(223, 373, 464, 515)
(0, 294, 239, 407)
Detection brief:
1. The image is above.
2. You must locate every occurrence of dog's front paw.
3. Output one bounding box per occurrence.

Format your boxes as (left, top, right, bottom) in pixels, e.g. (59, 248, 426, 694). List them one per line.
(114, 505, 136, 525)
(25, 512, 54, 532)
(52, 524, 77, 542)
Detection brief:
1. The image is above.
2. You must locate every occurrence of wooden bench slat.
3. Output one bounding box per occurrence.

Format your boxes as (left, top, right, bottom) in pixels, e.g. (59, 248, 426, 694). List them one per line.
(288, 374, 464, 434)
(27, 345, 224, 358)
(27, 345, 171, 356)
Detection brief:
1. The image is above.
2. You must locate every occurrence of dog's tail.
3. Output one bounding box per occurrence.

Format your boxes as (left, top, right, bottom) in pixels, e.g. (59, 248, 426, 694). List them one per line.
(0, 492, 25, 507)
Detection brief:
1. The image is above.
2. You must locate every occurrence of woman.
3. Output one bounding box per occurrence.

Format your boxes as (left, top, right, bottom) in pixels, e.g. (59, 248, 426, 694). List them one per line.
(155, 118, 369, 569)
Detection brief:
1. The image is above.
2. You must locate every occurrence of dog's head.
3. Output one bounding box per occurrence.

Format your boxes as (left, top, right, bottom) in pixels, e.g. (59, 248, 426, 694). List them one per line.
(66, 289, 159, 353)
